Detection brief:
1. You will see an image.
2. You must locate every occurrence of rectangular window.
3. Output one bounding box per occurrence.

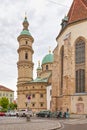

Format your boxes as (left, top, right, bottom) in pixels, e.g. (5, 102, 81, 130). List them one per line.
(6, 93, 8, 97)
(40, 103, 44, 107)
(32, 103, 35, 107)
(40, 94, 43, 98)
(10, 98, 12, 103)
(3, 93, 5, 96)
(76, 69, 85, 93)
(10, 94, 12, 97)
(32, 94, 35, 98)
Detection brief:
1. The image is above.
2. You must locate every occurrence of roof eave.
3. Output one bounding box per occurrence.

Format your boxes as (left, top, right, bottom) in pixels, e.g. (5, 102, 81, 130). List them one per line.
(56, 18, 87, 40)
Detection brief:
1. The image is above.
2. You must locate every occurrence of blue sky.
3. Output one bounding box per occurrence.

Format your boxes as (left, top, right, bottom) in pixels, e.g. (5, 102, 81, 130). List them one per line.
(0, 0, 73, 98)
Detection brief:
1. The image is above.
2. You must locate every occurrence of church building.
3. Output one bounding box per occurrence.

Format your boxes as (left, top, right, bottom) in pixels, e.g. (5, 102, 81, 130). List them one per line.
(17, 0, 87, 114)
(17, 16, 53, 112)
(52, 0, 87, 114)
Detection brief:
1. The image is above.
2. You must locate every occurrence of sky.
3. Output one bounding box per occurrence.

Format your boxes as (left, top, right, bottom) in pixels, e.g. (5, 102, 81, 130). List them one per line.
(0, 0, 73, 99)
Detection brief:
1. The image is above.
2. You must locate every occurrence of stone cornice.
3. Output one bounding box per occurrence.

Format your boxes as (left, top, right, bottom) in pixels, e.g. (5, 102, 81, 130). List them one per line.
(17, 34, 34, 43)
(17, 46, 34, 54)
(17, 61, 34, 66)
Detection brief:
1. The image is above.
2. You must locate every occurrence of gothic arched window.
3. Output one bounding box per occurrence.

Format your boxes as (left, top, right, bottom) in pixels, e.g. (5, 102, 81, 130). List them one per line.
(75, 40, 85, 64)
(75, 39, 85, 93)
(25, 52, 28, 59)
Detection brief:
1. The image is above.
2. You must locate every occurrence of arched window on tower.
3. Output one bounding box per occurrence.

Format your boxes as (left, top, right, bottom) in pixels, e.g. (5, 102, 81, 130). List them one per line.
(75, 39, 85, 93)
(46, 65, 48, 70)
(26, 41, 28, 45)
(25, 52, 28, 59)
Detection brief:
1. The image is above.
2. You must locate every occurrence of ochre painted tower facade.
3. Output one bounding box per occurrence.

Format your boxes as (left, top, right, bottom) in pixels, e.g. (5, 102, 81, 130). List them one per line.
(17, 17, 34, 84)
(17, 17, 34, 109)
(17, 17, 53, 112)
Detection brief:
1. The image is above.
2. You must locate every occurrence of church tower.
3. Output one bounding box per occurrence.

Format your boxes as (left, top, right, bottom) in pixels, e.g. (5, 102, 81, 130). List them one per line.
(17, 16, 34, 84)
(17, 16, 34, 109)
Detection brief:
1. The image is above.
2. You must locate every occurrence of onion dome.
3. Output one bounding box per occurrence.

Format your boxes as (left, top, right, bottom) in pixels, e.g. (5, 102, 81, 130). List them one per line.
(20, 16, 31, 36)
(17, 16, 34, 42)
(42, 51, 53, 65)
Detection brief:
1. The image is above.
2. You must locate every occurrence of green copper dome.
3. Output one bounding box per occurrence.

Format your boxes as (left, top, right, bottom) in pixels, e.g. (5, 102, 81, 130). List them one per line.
(42, 53, 53, 65)
(20, 30, 31, 36)
(20, 16, 32, 36)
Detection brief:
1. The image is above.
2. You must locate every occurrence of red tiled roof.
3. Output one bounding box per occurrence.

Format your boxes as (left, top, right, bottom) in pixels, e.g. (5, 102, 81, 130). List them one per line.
(83, 0, 87, 6)
(0, 85, 14, 92)
(67, 0, 87, 24)
(56, 0, 87, 39)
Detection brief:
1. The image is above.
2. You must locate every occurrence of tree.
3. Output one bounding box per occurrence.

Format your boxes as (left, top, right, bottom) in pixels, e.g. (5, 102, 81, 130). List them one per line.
(14, 103, 17, 109)
(0, 97, 9, 111)
(8, 102, 17, 110)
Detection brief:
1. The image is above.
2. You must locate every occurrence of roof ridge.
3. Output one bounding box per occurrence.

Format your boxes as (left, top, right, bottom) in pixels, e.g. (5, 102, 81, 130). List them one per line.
(68, 0, 75, 23)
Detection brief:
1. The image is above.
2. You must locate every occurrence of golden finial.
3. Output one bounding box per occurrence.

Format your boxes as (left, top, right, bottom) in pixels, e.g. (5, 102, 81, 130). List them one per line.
(49, 46, 51, 53)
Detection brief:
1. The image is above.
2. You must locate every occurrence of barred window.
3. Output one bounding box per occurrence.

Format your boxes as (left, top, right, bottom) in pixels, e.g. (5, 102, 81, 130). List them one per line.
(76, 69, 85, 93)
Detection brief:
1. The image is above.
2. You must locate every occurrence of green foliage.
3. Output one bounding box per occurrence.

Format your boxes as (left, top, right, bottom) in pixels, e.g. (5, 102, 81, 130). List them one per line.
(8, 102, 17, 110)
(0, 97, 17, 112)
(14, 103, 17, 109)
(1, 108, 7, 112)
(0, 97, 9, 112)
(0, 97, 9, 108)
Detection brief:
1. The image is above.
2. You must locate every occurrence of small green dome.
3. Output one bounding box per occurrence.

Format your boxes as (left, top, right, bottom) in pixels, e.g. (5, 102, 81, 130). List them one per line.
(20, 30, 31, 36)
(42, 53, 53, 65)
